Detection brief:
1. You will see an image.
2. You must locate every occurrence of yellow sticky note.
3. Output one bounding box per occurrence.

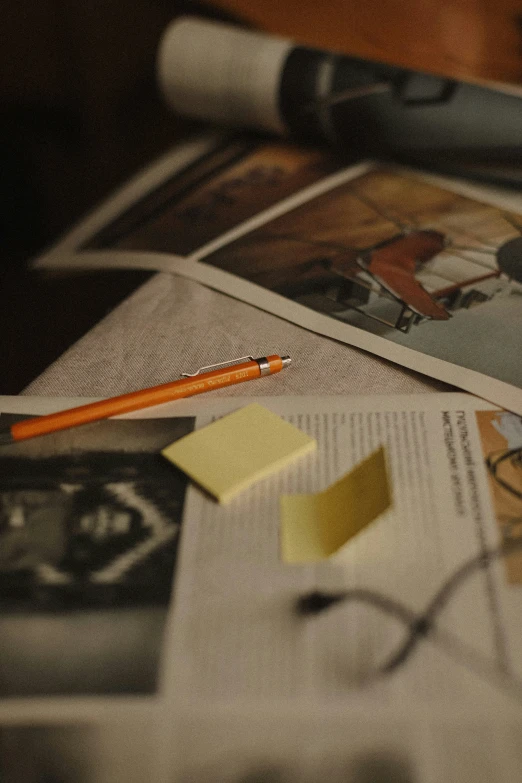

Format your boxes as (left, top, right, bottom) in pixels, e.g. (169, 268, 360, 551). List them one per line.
(162, 403, 316, 504)
(280, 446, 391, 563)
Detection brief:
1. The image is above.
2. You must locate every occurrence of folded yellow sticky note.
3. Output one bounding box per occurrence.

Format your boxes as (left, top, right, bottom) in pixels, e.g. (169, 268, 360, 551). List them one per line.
(280, 446, 391, 563)
(161, 403, 316, 504)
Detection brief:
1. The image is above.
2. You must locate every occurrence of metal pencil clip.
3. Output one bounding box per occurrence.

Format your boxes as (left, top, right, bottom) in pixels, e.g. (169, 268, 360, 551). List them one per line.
(181, 356, 255, 378)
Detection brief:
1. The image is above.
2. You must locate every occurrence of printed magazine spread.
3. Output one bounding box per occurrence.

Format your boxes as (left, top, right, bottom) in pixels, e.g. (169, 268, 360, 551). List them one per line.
(1, 392, 522, 781)
(35, 135, 522, 414)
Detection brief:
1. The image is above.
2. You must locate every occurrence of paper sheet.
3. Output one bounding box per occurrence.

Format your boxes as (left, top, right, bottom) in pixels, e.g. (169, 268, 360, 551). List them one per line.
(161, 403, 316, 503)
(280, 446, 391, 562)
(4, 392, 522, 783)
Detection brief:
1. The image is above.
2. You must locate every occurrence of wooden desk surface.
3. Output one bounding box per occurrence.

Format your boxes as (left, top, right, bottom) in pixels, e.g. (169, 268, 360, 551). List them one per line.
(214, 0, 522, 84)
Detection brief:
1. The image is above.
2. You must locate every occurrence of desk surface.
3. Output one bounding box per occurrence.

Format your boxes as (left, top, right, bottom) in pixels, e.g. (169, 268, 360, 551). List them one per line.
(214, 0, 522, 84)
(24, 273, 448, 399)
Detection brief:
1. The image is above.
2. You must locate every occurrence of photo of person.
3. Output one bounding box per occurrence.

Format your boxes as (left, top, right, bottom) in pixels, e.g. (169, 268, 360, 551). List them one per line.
(0, 415, 194, 696)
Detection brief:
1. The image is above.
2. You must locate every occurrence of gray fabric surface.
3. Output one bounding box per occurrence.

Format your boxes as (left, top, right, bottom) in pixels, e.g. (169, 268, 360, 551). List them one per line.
(25, 274, 450, 398)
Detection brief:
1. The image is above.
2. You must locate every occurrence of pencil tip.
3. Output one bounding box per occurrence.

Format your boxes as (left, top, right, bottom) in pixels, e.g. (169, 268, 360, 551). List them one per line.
(0, 429, 14, 446)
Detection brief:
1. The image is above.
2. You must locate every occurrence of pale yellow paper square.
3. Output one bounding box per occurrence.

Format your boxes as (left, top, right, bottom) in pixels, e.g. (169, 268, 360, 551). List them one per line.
(162, 403, 316, 504)
(280, 446, 391, 562)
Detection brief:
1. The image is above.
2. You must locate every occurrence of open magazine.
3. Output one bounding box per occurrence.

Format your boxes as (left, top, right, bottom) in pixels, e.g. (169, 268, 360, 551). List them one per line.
(156, 17, 522, 162)
(1, 392, 522, 781)
(35, 133, 522, 414)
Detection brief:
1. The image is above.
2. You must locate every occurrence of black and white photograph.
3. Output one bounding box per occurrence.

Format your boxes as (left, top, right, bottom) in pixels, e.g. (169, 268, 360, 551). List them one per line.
(0, 719, 152, 783)
(0, 415, 194, 696)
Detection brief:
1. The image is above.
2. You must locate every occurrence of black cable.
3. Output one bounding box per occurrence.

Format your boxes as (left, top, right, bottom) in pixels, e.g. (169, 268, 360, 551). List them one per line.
(296, 537, 522, 688)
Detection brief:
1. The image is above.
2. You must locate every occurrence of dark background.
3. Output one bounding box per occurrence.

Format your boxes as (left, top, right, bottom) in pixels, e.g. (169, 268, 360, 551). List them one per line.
(0, 1, 239, 394)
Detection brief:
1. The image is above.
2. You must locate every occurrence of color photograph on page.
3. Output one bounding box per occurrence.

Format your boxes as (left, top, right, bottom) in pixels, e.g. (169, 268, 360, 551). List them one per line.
(38, 136, 522, 413)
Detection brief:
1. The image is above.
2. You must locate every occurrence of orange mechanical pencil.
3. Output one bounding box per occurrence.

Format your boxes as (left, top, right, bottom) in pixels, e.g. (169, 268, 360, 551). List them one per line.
(0, 354, 291, 445)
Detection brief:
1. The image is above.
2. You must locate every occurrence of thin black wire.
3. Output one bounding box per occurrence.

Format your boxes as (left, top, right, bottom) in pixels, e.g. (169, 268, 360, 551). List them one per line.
(296, 537, 522, 697)
(486, 447, 522, 501)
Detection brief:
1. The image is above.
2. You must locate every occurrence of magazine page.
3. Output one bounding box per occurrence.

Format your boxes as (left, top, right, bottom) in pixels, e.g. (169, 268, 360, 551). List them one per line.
(35, 136, 522, 415)
(156, 18, 522, 157)
(1, 393, 522, 781)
